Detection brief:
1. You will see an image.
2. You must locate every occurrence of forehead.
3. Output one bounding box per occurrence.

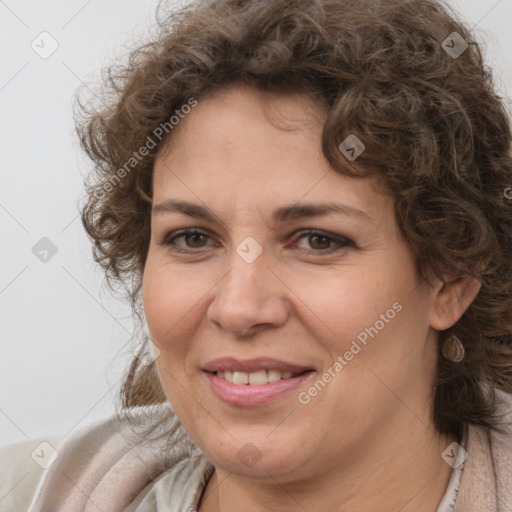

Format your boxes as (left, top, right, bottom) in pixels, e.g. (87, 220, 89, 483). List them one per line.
(151, 84, 390, 222)
(154, 84, 326, 163)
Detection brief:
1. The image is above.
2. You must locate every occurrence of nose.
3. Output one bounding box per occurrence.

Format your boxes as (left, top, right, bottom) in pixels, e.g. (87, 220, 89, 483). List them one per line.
(206, 248, 290, 337)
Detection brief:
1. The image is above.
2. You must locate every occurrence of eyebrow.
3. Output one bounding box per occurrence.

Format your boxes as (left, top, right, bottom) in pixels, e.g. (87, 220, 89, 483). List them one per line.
(151, 199, 373, 224)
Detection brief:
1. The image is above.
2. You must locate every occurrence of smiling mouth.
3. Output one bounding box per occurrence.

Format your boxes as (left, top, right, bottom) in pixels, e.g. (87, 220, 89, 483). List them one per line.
(212, 369, 312, 385)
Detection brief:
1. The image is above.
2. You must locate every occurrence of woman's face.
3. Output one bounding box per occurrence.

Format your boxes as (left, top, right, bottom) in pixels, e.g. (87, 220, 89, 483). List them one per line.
(142, 84, 444, 482)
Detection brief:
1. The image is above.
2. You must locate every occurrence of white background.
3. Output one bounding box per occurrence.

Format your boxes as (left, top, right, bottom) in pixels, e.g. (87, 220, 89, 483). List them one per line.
(1, 0, 512, 447)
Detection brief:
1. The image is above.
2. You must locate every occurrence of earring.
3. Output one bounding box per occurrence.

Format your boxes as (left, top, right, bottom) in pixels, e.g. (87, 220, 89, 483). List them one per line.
(441, 334, 465, 362)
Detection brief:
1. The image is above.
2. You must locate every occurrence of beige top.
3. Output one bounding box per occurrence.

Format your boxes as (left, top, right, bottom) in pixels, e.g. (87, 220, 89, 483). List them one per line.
(1, 388, 511, 512)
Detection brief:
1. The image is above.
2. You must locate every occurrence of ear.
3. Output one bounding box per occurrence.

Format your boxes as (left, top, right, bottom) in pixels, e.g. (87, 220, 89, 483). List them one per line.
(429, 273, 482, 331)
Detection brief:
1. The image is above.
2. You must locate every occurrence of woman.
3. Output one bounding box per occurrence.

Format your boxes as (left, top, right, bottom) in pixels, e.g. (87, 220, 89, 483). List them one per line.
(1, 0, 512, 510)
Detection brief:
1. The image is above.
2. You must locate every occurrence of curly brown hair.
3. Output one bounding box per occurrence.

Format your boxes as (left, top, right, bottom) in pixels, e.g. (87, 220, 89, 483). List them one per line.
(75, 0, 512, 442)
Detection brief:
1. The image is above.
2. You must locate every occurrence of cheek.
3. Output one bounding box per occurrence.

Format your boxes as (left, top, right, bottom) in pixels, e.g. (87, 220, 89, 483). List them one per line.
(142, 262, 201, 356)
(142, 267, 202, 410)
(314, 268, 426, 383)
(295, 266, 406, 348)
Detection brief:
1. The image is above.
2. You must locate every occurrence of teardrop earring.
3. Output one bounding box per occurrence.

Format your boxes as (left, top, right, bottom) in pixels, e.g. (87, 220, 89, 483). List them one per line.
(441, 334, 465, 363)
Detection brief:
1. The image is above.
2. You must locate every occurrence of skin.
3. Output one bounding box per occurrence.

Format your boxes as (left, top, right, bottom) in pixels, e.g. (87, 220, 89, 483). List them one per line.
(142, 84, 481, 512)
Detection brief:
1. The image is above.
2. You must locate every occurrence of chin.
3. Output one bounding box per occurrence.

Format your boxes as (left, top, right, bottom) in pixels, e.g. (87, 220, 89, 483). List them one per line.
(201, 431, 312, 479)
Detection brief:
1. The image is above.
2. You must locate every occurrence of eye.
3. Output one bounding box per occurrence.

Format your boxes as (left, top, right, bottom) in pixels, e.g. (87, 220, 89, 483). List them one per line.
(288, 229, 353, 255)
(159, 228, 214, 253)
(159, 228, 353, 255)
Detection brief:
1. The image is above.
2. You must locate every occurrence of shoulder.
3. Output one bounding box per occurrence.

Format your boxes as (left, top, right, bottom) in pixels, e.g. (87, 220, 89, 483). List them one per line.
(0, 403, 212, 512)
(474, 386, 512, 473)
(482, 386, 512, 457)
(488, 387, 512, 471)
(0, 434, 63, 512)
(455, 387, 512, 511)
(481, 387, 512, 508)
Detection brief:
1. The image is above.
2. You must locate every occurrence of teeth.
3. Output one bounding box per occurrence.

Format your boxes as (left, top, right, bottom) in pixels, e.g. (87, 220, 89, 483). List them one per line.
(215, 369, 300, 385)
(267, 369, 282, 382)
(233, 371, 249, 385)
(249, 370, 267, 385)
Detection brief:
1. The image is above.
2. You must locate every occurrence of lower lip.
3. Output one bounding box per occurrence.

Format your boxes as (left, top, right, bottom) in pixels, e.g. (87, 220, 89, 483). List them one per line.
(204, 371, 314, 407)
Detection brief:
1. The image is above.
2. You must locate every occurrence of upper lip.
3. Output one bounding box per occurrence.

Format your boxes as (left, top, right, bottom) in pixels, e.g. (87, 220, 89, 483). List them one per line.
(203, 357, 313, 374)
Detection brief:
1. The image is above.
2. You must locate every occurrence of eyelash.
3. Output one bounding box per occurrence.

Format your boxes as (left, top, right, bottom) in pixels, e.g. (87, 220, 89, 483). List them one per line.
(158, 228, 353, 255)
